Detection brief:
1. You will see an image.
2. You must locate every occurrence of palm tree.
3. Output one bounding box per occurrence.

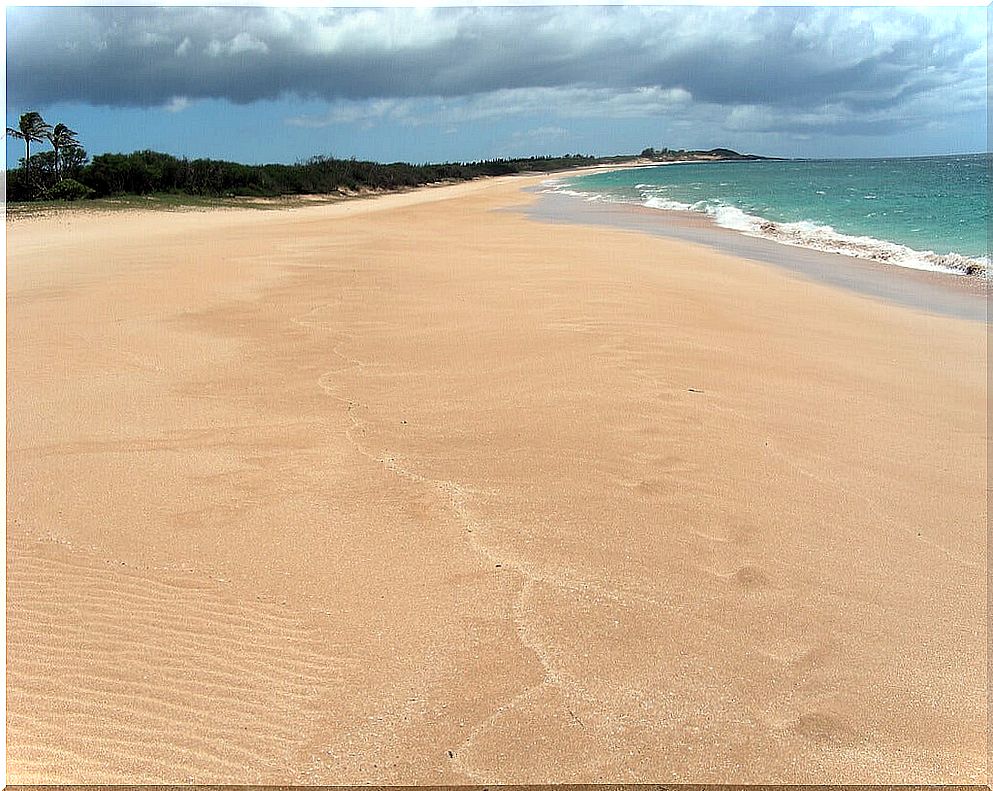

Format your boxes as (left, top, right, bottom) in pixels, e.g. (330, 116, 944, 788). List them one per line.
(6, 111, 52, 184)
(47, 123, 80, 181)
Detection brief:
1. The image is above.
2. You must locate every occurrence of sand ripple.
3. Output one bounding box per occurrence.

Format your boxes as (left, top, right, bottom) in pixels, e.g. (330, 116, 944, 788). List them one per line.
(6, 540, 346, 784)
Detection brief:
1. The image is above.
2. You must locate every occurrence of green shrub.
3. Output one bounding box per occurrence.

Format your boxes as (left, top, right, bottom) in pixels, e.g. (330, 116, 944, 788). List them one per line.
(49, 178, 95, 201)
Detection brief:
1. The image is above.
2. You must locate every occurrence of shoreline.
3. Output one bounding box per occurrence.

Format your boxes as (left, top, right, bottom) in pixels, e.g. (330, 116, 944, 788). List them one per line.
(547, 157, 990, 280)
(524, 186, 988, 323)
(7, 173, 986, 783)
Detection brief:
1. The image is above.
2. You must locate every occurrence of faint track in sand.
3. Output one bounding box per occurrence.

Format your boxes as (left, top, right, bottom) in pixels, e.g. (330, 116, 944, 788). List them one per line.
(292, 302, 752, 781)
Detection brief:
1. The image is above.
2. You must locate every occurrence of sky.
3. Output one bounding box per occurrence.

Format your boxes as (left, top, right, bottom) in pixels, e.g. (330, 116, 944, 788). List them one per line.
(5, 4, 989, 166)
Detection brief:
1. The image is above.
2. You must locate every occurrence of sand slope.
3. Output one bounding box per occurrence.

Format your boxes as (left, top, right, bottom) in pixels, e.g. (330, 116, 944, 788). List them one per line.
(6, 177, 987, 783)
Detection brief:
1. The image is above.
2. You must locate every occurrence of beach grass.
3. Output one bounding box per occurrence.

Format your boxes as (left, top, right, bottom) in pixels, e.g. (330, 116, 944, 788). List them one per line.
(5, 191, 354, 219)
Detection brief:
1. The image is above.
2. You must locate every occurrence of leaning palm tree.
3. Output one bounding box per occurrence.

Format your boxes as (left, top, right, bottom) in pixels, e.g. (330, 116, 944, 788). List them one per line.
(6, 111, 52, 184)
(47, 123, 80, 181)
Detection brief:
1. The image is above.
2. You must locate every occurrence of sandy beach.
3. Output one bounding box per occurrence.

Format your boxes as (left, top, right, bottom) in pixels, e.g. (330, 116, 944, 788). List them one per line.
(6, 174, 987, 783)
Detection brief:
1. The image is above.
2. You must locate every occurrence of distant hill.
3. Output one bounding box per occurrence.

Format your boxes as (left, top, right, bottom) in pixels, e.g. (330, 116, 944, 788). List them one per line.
(640, 147, 782, 162)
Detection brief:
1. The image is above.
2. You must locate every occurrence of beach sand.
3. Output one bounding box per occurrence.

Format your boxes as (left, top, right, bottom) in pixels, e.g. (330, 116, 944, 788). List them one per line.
(6, 175, 987, 783)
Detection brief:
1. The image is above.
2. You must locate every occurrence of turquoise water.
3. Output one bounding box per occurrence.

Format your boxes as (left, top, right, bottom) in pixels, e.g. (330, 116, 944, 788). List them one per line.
(556, 155, 989, 275)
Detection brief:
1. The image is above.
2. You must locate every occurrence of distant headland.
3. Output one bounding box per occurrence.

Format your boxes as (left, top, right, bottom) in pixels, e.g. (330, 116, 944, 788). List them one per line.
(638, 147, 784, 162)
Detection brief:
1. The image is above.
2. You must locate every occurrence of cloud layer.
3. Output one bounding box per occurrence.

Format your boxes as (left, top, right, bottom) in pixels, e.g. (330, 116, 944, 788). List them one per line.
(7, 6, 986, 139)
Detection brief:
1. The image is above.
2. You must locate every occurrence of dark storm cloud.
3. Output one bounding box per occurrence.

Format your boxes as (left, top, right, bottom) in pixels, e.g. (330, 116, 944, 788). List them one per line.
(6, 6, 985, 136)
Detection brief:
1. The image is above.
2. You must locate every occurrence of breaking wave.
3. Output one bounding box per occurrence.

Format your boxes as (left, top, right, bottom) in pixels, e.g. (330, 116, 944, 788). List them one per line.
(544, 181, 988, 278)
(699, 202, 988, 277)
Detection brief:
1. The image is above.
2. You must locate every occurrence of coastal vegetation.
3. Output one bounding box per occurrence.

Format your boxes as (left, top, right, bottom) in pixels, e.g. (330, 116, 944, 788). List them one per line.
(6, 147, 633, 203)
(5, 110, 634, 204)
(7, 111, 91, 201)
(6, 110, 768, 205)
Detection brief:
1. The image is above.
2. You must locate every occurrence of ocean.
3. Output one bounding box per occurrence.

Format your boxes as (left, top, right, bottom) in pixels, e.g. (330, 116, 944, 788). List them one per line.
(548, 154, 989, 277)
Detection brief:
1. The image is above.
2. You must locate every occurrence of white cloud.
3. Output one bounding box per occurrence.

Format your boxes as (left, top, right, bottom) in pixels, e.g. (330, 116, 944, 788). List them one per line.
(515, 126, 569, 141)
(206, 33, 269, 58)
(287, 86, 693, 128)
(227, 33, 269, 56)
(163, 96, 192, 113)
(7, 5, 986, 146)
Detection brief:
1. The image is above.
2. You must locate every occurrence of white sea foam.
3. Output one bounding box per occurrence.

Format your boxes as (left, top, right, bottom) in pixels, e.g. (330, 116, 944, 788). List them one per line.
(547, 182, 988, 278)
(698, 202, 988, 277)
(540, 185, 606, 202)
(643, 196, 694, 212)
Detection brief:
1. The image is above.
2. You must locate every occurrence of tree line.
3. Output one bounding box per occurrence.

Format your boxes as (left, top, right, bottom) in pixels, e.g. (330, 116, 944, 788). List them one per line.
(6, 110, 630, 203)
(7, 111, 90, 200)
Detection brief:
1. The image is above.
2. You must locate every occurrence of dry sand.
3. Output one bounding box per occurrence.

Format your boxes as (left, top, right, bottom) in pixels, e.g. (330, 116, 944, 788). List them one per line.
(6, 174, 987, 783)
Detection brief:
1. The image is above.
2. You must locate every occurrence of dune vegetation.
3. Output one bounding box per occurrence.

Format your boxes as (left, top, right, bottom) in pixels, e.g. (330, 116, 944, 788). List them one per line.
(7, 110, 638, 203)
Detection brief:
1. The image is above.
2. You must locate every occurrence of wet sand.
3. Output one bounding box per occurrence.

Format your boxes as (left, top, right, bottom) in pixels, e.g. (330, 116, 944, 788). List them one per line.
(526, 189, 988, 322)
(6, 174, 987, 783)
